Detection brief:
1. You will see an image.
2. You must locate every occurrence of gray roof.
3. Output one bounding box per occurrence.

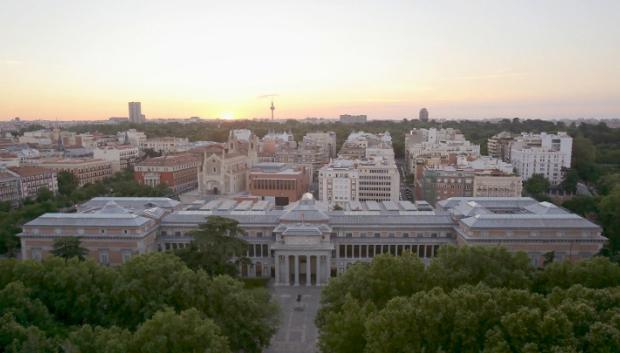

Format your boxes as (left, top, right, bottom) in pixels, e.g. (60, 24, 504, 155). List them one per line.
(162, 211, 282, 226)
(437, 197, 537, 210)
(79, 197, 180, 212)
(281, 224, 323, 236)
(461, 214, 600, 229)
(329, 214, 453, 226)
(25, 213, 151, 227)
(279, 198, 330, 222)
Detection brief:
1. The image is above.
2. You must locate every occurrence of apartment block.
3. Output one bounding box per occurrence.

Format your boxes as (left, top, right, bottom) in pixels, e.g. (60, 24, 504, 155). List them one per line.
(38, 159, 113, 186)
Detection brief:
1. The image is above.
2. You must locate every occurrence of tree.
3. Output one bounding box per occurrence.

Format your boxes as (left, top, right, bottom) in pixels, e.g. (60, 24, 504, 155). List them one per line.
(572, 135, 598, 182)
(64, 325, 132, 353)
(560, 169, 579, 194)
(523, 174, 550, 199)
(57, 171, 79, 197)
(533, 256, 620, 293)
(175, 216, 249, 276)
(51, 237, 88, 260)
(130, 309, 231, 353)
(426, 246, 533, 291)
(599, 186, 620, 254)
(35, 187, 54, 203)
(318, 295, 375, 353)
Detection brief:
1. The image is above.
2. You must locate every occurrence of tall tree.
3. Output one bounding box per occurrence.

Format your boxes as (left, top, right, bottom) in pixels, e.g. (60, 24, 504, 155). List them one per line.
(130, 309, 231, 353)
(523, 174, 550, 199)
(57, 171, 80, 197)
(51, 237, 88, 261)
(175, 216, 249, 276)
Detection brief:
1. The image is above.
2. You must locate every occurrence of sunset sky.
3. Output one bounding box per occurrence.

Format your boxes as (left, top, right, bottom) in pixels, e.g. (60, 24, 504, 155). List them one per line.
(1, 0, 619, 120)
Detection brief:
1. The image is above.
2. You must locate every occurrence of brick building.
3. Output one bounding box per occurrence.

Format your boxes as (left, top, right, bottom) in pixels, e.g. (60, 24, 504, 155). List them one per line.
(249, 163, 310, 206)
(134, 154, 200, 194)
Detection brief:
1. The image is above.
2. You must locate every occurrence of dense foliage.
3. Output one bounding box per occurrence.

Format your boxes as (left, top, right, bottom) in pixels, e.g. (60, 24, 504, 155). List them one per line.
(0, 252, 278, 352)
(317, 246, 620, 353)
(174, 215, 250, 276)
(0, 170, 171, 256)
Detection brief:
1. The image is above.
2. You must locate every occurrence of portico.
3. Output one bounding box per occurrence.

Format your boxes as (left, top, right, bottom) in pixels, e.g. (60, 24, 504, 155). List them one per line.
(273, 252, 331, 286)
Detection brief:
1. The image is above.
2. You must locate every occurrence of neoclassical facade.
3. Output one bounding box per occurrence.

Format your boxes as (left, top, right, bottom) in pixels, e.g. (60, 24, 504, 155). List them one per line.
(20, 195, 605, 286)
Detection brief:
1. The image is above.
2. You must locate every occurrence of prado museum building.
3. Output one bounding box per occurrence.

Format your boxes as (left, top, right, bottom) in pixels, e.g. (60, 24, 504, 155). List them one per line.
(20, 194, 604, 286)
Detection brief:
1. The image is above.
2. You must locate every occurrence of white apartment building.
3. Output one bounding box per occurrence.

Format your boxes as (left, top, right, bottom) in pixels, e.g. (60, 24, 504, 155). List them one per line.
(117, 129, 147, 147)
(318, 157, 400, 207)
(93, 145, 140, 172)
(510, 132, 572, 185)
(304, 132, 337, 158)
(140, 137, 190, 154)
(405, 128, 480, 173)
(339, 131, 394, 162)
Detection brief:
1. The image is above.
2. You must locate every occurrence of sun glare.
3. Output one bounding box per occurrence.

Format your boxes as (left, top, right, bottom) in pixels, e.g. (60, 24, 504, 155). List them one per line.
(220, 113, 234, 120)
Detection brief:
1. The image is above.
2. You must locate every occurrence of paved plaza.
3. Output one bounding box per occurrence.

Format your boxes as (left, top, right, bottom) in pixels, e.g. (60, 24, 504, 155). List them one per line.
(264, 285, 322, 353)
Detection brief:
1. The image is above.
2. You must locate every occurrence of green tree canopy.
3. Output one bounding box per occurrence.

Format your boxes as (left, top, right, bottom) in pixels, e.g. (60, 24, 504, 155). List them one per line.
(523, 174, 550, 199)
(57, 171, 80, 196)
(51, 237, 88, 261)
(130, 309, 231, 353)
(174, 215, 249, 276)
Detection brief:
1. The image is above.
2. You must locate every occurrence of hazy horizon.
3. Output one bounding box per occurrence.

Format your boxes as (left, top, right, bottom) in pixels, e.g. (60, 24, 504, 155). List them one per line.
(2, 0, 619, 121)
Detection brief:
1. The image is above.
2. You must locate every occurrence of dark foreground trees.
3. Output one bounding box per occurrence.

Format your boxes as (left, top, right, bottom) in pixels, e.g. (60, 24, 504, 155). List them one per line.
(0, 252, 278, 353)
(317, 246, 620, 353)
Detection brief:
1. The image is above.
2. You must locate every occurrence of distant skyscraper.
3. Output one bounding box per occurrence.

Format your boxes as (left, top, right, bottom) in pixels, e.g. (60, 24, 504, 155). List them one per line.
(419, 108, 429, 122)
(128, 102, 145, 123)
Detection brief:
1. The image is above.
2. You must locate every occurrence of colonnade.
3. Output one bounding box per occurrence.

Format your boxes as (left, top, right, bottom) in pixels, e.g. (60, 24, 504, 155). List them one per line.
(274, 253, 330, 286)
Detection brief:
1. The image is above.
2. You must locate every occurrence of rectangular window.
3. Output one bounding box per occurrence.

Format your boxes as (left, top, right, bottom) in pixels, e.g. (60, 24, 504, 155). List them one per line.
(31, 248, 42, 261)
(339, 244, 346, 258)
(368, 245, 375, 257)
(262, 244, 268, 257)
(99, 250, 109, 266)
(122, 251, 132, 263)
(354, 245, 360, 258)
(256, 244, 262, 257)
(361, 245, 367, 258)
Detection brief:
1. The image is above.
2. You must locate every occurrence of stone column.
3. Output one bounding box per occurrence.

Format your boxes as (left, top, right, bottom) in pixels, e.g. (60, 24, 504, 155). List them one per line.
(284, 255, 290, 285)
(306, 255, 311, 286)
(325, 255, 331, 282)
(294, 255, 300, 286)
(316, 255, 322, 286)
(274, 255, 280, 285)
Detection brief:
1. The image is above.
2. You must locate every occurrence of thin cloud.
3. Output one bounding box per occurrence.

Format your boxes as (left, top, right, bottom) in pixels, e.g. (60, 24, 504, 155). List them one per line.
(1, 59, 23, 65)
(451, 70, 526, 81)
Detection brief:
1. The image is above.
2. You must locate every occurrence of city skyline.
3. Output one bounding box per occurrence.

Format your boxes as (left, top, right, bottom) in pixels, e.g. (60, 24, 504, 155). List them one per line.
(1, 0, 619, 121)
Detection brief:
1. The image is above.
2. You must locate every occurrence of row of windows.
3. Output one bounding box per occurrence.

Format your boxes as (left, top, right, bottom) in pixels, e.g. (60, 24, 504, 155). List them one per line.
(340, 231, 445, 238)
(247, 244, 270, 258)
(338, 244, 440, 259)
(252, 179, 298, 190)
